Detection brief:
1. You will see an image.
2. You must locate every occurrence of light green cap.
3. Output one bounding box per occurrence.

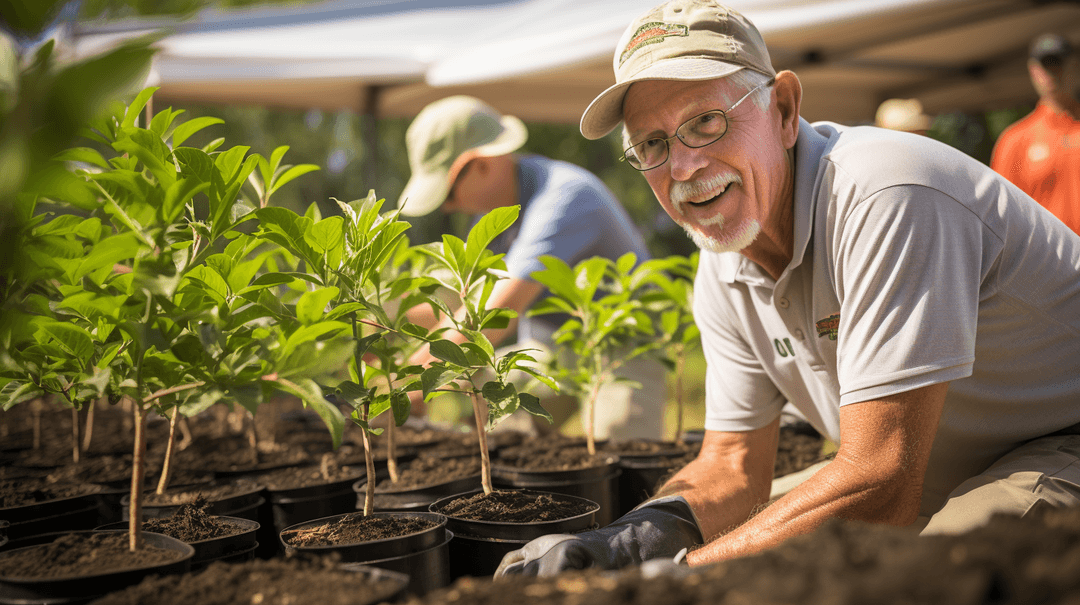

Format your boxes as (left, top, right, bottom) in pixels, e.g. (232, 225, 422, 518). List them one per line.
(398, 95, 528, 217)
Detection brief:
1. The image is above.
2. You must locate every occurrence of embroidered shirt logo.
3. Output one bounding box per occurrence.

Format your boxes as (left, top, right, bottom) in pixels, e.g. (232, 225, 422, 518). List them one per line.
(815, 313, 840, 341)
(620, 22, 689, 66)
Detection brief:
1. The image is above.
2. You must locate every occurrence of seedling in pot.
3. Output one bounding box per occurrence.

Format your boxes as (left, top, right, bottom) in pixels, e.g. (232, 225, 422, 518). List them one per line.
(254, 191, 430, 515)
(528, 252, 657, 456)
(413, 205, 556, 495)
(638, 253, 700, 445)
(2, 88, 351, 551)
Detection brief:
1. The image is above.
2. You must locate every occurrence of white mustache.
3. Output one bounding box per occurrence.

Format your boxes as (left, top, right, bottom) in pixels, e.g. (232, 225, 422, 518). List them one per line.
(670, 173, 741, 209)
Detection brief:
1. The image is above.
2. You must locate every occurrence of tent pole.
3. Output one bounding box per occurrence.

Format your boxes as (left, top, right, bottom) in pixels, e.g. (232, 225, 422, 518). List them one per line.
(360, 85, 382, 192)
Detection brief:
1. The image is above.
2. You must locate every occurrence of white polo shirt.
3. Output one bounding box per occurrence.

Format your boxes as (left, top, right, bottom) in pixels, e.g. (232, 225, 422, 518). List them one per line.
(697, 118, 1080, 514)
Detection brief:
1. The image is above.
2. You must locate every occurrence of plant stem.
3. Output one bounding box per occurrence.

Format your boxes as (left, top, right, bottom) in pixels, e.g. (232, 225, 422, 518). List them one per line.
(71, 406, 80, 465)
(246, 411, 259, 466)
(385, 375, 399, 483)
(32, 398, 41, 450)
(129, 402, 147, 552)
(82, 397, 99, 453)
(471, 392, 493, 495)
(675, 349, 685, 446)
(360, 405, 375, 516)
(156, 407, 180, 495)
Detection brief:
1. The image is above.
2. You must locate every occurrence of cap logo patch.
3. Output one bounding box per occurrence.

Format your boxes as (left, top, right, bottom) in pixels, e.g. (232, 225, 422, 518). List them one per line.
(815, 313, 840, 341)
(620, 21, 689, 66)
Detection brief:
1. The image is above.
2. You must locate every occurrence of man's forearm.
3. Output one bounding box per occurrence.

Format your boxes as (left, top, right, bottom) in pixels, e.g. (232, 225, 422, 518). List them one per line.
(685, 454, 918, 565)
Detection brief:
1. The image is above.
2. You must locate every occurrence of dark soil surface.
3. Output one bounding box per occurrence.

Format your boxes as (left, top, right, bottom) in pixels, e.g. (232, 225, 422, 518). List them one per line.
(143, 477, 261, 507)
(176, 435, 311, 473)
(602, 440, 696, 458)
(400, 505, 1080, 605)
(87, 556, 406, 605)
(421, 431, 487, 458)
(772, 426, 830, 477)
(255, 461, 361, 491)
(0, 532, 183, 579)
(0, 477, 101, 508)
(376, 455, 481, 491)
(282, 512, 439, 548)
(141, 497, 244, 543)
(433, 490, 598, 524)
(496, 437, 615, 472)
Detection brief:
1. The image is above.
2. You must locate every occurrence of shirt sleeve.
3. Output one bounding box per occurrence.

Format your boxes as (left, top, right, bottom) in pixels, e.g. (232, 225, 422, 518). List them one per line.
(502, 182, 603, 280)
(833, 184, 981, 405)
(696, 252, 787, 432)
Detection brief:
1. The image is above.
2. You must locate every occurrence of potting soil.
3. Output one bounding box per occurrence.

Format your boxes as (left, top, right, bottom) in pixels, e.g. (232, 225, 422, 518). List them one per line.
(282, 512, 439, 547)
(144, 477, 262, 507)
(0, 532, 183, 579)
(141, 496, 240, 542)
(398, 505, 1080, 605)
(0, 477, 101, 508)
(435, 490, 595, 523)
(376, 454, 481, 491)
(86, 556, 405, 605)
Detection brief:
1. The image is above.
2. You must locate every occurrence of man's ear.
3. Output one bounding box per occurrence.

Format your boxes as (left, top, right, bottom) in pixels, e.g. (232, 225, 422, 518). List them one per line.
(773, 70, 802, 150)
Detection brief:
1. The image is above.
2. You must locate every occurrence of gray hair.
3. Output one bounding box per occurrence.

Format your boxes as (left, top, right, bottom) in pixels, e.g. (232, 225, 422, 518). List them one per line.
(620, 69, 774, 148)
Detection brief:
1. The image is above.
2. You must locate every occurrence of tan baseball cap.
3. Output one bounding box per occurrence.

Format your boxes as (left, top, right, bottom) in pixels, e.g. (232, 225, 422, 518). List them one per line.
(398, 96, 528, 217)
(580, 0, 775, 140)
(875, 99, 932, 133)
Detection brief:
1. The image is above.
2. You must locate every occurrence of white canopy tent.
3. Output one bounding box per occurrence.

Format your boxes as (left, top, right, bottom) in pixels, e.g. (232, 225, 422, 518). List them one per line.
(70, 0, 1080, 126)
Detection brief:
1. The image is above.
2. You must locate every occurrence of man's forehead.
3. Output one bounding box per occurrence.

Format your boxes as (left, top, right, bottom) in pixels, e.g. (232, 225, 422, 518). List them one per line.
(623, 77, 738, 127)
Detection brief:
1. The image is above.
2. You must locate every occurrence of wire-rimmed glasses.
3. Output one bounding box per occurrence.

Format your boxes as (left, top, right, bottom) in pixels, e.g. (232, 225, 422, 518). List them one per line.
(622, 76, 776, 171)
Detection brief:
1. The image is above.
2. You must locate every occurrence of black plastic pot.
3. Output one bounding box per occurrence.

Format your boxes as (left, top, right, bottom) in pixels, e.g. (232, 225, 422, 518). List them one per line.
(491, 456, 621, 527)
(95, 515, 260, 570)
(0, 490, 104, 542)
(607, 441, 699, 517)
(0, 530, 194, 605)
(429, 489, 599, 579)
(280, 511, 451, 596)
(121, 483, 265, 521)
(262, 469, 363, 555)
(354, 472, 483, 513)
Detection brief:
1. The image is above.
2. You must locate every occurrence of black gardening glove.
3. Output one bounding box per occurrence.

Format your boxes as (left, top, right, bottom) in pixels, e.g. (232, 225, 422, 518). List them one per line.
(494, 496, 703, 578)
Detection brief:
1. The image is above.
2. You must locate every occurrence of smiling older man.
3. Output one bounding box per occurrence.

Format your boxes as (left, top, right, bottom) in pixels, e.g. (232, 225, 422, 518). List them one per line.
(495, 0, 1080, 577)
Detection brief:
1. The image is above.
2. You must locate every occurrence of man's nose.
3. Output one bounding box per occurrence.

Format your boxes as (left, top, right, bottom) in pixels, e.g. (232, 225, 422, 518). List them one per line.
(667, 139, 710, 182)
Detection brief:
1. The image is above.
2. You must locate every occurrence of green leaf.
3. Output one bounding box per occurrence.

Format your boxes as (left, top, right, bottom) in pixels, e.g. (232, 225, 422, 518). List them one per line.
(420, 365, 460, 396)
(390, 390, 411, 426)
(72, 231, 142, 283)
(173, 147, 215, 183)
(295, 287, 340, 324)
(482, 381, 517, 414)
(1, 382, 46, 411)
(268, 164, 320, 198)
(163, 177, 209, 224)
(518, 392, 553, 424)
(465, 205, 519, 263)
(53, 147, 110, 170)
(306, 216, 344, 255)
(428, 339, 471, 367)
(36, 322, 94, 362)
(172, 117, 224, 147)
(122, 87, 159, 128)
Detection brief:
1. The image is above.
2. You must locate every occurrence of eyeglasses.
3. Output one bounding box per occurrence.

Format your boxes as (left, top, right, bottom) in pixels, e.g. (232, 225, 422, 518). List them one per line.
(622, 76, 776, 171)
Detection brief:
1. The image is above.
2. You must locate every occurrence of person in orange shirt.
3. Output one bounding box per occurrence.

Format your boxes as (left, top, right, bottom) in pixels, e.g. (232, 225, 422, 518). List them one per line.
(991, 33, 1080, 235)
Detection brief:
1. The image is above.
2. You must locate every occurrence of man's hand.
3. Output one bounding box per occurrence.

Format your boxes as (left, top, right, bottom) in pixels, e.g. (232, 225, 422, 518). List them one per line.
(494, 496, 703, 577)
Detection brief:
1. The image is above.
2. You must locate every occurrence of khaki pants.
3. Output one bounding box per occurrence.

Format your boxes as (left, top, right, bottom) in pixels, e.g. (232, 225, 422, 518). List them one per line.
(919, 432, 1080, 536)
(488, 325, 667, 441)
